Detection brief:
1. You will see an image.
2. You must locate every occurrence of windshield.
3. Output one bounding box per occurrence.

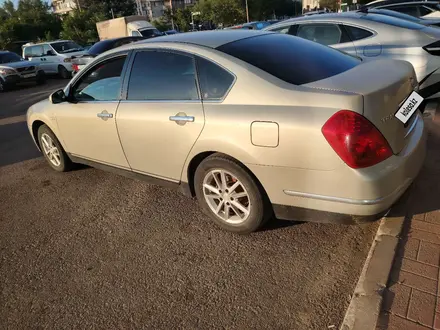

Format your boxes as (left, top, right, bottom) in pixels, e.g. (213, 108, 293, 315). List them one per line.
(361, 13, 425, 29)
(217, 34, 360, 85)
(139, 28, 163, 38)
(51, 41, 83, 54)
(0, 52, 22, 64)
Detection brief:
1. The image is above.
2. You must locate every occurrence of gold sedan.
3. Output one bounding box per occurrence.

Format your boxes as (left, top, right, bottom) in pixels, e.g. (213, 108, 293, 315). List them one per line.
(27, 31, 427, 234)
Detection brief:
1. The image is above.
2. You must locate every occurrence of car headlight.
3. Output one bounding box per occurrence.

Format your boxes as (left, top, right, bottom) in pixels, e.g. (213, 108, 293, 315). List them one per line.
(63, 58, 72, 63)
(0, 68, 17, 75)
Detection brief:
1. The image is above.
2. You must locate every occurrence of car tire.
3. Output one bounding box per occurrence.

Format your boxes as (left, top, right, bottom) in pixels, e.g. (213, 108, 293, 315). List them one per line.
(36, 71, 46, 85)
(37, 125, 72, 172)
(58, 65, 70, 79)
(194, 153, 271, 234)
(0, 77, 7, 92)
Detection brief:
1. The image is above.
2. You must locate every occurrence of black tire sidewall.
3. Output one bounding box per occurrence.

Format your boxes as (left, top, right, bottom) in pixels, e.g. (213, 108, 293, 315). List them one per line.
(194, 155, 268, 234)
(58, 66, 69, 79)
(37, 125, 71, 172)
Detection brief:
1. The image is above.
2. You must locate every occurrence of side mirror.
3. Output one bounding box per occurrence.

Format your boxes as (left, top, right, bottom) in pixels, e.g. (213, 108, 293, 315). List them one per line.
(50, 89, 66, 104)
(46, 50, 55, 56)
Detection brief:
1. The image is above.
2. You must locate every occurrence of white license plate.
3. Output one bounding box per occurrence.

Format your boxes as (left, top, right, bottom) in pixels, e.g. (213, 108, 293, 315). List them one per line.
(22, 73, 36, 79)
(395, 91, 424, 124)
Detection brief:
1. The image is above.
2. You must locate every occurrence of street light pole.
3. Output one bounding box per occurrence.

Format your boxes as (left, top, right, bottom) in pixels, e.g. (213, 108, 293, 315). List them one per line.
(245, 0, 249, 23)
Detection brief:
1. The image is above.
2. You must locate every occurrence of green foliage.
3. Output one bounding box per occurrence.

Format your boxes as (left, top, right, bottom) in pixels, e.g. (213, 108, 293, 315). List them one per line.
(194, 0, 245, 26)
(60, 9, 106, 44)
(152, 17, 172, 32)
(0, 0, 62, 49)
(80, 0, 137, 19)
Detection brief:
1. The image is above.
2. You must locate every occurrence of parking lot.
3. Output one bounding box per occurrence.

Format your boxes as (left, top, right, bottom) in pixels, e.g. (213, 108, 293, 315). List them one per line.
(0, 80, 380, 329)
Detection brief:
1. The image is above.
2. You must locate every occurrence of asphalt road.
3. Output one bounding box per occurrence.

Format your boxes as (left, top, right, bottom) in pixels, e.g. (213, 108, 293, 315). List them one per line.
(0, 80, 379, 329)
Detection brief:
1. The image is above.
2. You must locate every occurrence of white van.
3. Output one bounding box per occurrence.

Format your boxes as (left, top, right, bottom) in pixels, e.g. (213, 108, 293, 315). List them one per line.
(22, 40, 88, 78)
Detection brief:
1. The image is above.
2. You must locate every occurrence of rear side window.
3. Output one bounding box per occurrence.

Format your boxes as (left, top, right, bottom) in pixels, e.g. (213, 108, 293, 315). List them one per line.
(217, 34, 360, 85)
(345, 25, 374, 41)
(297, 24, 342, 45)
(127, 51, 199, 101)
(25, 46, 43, 58)
(361, 13, 425, 29)
(196, 57, 234, 100)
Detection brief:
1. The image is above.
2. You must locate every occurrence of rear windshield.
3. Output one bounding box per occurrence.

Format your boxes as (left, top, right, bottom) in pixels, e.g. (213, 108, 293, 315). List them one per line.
(216, 33, 360, 85)
(88, 40, 114, 56)
(361, 13, 425, 29)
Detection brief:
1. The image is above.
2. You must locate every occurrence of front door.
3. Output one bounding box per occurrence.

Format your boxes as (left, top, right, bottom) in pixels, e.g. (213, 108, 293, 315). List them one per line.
(56, 54, 130, 169)
(116, 50, 205, 181)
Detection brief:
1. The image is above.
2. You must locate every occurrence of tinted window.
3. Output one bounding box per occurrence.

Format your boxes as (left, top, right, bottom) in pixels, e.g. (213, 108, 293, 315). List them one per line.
(217, 34, 360, 85)
(391, 5, 420, 17)
(139, 28, 163, 38)
(297, 24, 342, 45)
(419, 6, 433, 16)
(88, 40, 115, 56)
(127, 51, 198, 101)
(361, 13, 425, 29)
(345, 25, 374, 41)
(72, 56, 126, 102)
(0, 53, 21, 63)
(197, 57, 234, 100)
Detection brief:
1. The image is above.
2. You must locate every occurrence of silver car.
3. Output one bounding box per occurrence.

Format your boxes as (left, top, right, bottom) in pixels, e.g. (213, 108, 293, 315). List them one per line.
(265, 11, 440, 98)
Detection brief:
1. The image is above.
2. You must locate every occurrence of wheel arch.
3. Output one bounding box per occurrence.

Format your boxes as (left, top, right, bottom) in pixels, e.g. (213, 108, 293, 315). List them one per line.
(31, 120, 46, 150)
(184, 151, 270, 203)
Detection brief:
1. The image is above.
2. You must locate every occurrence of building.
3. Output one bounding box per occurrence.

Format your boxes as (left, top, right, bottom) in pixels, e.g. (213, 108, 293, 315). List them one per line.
(138, 0, 197, 21)
(52, 0, 78, 15)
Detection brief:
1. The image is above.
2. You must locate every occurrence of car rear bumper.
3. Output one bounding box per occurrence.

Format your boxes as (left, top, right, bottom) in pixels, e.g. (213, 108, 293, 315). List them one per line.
(248, 112, 427, 223)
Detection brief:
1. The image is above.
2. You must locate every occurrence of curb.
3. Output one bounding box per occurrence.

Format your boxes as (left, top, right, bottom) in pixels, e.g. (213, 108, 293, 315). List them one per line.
(340, 99, 438, 330)
(339, 214, 406, 330)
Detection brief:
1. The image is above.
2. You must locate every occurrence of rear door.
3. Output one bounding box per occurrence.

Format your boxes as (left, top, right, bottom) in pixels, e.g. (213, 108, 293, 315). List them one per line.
(295, 22, 357, 56)
(116, 49, 205, 181)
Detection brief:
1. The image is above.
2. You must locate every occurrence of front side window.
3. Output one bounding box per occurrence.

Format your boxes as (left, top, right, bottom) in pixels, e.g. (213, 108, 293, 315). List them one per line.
(217, 33, 360, 85)
(71, 56, 126, 102)
(127, 51, 198, 101)
(196, 57, 234, 100)
(345, 25, 374, 41)
(43, 45, 53, 56)
(297, 24, 342, 45)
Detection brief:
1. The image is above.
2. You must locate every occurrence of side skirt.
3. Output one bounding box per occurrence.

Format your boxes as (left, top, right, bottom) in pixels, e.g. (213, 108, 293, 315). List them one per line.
(69, 155, 194, 198)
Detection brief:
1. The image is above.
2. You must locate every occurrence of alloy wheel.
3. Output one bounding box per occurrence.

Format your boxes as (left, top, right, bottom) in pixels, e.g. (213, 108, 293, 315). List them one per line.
(41, 133, 61, 167)
(202, 169, 251, 224)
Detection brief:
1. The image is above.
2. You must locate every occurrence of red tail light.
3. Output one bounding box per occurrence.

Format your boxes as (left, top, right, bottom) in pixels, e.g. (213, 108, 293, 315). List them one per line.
(322, 110, 393, 169)
(72, 64, 79, 72)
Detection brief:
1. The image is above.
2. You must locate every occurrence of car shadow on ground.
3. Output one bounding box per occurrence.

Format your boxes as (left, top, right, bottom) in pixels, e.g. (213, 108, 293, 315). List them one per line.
(377, 117, 440, 329)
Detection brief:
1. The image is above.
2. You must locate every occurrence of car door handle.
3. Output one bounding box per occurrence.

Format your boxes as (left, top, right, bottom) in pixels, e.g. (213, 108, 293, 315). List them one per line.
(169, 115, 194, 122)
(97, 111, 113, 120)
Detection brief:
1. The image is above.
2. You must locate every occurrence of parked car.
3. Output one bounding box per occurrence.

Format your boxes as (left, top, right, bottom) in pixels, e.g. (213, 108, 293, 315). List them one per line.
(72, 36, 145, 75)
(364, 8, 440, 26)
(241, 21, 272, 30)
(265, 12, 440, 98)
(0, 51, 45, 91)
(27, 31, 426, 234)
(362, 0, 440, 19)
(22, 40, 88, 79)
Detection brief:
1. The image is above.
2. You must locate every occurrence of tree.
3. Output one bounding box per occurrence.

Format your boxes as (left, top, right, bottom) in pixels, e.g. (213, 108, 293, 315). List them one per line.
(194, 0, 245, 27)
(0, 0, 62, 49)
(61, 9, 106, 44)
(80, 0, 137, 19)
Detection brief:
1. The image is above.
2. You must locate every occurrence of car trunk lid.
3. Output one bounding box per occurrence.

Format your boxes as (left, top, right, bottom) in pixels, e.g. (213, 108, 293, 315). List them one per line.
(303, 59, 419, 154)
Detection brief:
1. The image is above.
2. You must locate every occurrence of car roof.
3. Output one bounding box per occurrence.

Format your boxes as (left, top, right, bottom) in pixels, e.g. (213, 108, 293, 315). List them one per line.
(267, 11, 362, 25)
(134, 30, 271, 49)
(365, 0, 438, 6)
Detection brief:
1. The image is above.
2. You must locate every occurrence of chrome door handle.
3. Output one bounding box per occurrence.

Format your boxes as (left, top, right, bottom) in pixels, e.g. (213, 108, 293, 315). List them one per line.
(97, 111, 113, 120)
(169, 116, 194, 122)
